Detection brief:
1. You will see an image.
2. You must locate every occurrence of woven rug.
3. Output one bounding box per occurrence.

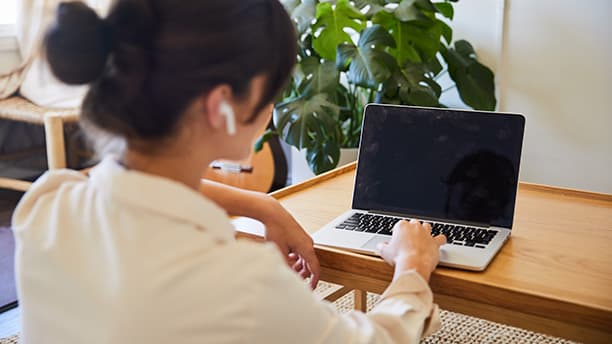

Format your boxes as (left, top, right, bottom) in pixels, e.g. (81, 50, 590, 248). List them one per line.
(0, 335, 16, 344)
(315, 281, 579, 344)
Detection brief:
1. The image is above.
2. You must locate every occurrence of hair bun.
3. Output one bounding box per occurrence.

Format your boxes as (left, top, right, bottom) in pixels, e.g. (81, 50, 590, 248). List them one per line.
(44, 1, 114, 85)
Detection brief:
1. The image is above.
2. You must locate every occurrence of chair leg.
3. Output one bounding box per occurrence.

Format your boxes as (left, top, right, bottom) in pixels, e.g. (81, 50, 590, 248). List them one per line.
(0, 177, 32, 191)
(43, 113, 67, 170)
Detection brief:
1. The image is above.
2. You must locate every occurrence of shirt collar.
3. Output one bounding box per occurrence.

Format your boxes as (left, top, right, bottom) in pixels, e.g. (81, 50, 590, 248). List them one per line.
(89, 156, 235, 243)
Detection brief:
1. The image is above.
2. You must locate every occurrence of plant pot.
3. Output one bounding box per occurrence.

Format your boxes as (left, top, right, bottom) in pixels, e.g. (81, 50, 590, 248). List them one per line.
(338, 147, 358, 168)
(290, 147, 359, 185)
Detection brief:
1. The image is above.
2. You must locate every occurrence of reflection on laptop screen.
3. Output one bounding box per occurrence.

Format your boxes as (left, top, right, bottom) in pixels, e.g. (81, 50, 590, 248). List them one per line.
(353, 105, 525, 228)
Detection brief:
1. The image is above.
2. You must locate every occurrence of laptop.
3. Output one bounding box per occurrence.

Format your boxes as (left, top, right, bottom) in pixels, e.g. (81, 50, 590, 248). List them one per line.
(312, 104, 525, 271)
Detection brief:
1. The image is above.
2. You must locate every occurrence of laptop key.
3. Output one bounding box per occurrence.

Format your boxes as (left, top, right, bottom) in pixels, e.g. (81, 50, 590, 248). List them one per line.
(379, 228, 393, 235)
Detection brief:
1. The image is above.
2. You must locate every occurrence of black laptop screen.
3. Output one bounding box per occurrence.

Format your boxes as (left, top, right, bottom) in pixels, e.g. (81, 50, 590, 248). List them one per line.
(353, 105, 525, 229)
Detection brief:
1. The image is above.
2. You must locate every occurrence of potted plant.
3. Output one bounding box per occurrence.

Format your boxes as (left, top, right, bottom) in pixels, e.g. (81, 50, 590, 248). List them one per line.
(258, 0, 496, 175)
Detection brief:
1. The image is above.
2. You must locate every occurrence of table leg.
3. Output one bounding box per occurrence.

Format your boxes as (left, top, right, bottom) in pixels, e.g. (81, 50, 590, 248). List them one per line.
(354, 289, 367, 312)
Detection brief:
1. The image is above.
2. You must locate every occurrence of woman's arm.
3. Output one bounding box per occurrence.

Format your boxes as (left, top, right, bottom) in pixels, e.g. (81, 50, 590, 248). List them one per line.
(199, 179, 320, 288)
(199, 179, 276, 219)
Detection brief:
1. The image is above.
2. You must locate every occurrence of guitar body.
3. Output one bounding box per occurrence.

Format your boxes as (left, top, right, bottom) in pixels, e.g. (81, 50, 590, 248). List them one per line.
(202, 121, 287, 193)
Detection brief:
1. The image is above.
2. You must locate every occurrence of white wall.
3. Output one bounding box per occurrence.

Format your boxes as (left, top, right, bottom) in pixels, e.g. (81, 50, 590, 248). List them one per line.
(452, 0, 612, 194)
(0, 36, 19, 74)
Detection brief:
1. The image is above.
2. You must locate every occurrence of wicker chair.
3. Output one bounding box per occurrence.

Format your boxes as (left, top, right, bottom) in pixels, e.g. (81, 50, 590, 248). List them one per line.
(0, 96, 79, 191)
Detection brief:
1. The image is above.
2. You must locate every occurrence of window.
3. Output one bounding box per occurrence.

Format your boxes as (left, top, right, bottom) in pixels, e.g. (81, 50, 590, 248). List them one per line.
(0, 0, 16, 25)
(0, 0, 17, 37)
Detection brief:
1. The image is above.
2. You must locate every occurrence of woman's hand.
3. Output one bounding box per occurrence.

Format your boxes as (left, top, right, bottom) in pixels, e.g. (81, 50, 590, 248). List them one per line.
(259, 196, 320, 289)
(377, 219, 447, 282)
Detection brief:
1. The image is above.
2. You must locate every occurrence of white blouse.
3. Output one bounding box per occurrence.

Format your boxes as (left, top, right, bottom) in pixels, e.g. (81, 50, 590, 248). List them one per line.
(12, 157, 440, 344)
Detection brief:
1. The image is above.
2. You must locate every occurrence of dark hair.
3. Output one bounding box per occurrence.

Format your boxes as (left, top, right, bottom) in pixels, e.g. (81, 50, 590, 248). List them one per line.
(44, 0, 296, 140)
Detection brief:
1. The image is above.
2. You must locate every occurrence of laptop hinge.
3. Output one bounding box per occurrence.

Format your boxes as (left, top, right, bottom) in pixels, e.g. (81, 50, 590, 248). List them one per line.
(368, 210, 491, 228)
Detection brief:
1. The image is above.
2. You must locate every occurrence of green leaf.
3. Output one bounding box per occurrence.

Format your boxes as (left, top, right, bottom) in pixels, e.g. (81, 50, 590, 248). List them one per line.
(416, 0, 437, 12)
(297, 34, 315, 59)
(358, 22, 397, 48)
(353, 0, 387, 18)
(336, 25, 397, 89)
(399, 66, 440, 106)
(438, 19, 453, 44)
(395, 0, 421, 22)
(274, 93, 340, 150)
(254, 129, 276, 152)
(426, 55, 443, 76)
(373, 11, 442, 64)
(433, 2, 453, 19)
(312, 0, 366, 60)
(287, 0, 317, 34)
(297, 56, 339, 97)
(382, 62, 441, 106)
(441, 40, 497, 110)
(306, 140, 340, 174)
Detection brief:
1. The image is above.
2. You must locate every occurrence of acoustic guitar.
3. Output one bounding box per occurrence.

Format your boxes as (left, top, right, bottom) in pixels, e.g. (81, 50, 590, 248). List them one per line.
(202, 121, 287, 193)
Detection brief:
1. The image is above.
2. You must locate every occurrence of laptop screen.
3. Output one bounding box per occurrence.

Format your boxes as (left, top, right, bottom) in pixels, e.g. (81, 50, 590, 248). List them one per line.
(353, 105, 525, 229)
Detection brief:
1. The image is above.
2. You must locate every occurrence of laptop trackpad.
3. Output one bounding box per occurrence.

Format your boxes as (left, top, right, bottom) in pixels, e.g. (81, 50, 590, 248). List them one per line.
(361, 235, 390, 252)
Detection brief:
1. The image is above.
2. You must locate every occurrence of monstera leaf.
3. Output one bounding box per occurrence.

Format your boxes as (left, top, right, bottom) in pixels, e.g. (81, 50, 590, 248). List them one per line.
(353, 0, 386, 17)
(282, 0, 317, 35)
(274, 93, 342, 173)
(433, 1, 454, 19)
(336, 25, 397, 89)
(296, 56, 339, 97)
(312, 0, 365, 60)
(394, 0, 424, 22)
(442, 40, 496, 110)
(382, 63, 441, 107)
(373, 10, 442, 65)
(306, 140, 341, 175)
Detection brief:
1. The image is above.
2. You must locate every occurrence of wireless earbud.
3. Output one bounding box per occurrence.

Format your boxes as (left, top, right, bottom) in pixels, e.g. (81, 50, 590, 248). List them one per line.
(219, 100, 236, 136)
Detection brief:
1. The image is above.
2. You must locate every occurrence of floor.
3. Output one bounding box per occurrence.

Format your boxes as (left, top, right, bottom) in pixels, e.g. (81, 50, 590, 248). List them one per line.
(0, 308, 19, 338)
(0, 189, 21, 228)
(0, 189, 22, 338)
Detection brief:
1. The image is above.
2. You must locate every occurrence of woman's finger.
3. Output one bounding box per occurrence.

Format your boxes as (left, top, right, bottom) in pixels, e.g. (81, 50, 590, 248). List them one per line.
(292, 258, 304, 273)
(288, 252, 299, 263)
(434, 234, 448, 246)
(306, 261, 319, 289)
(299, 267, 310, 279)
(296, 244, 320, 289)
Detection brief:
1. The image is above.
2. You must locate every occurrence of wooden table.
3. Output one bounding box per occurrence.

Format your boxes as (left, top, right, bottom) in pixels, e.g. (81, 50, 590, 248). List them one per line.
(238, 162, 612, 343)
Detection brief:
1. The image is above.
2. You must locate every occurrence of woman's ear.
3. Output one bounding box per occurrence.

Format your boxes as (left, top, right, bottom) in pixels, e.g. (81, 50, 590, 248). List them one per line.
(200, 85, 232, 131)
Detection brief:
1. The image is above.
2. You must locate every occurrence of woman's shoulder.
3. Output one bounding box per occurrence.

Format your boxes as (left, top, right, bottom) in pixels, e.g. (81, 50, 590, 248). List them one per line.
(12, 169, 88, 230)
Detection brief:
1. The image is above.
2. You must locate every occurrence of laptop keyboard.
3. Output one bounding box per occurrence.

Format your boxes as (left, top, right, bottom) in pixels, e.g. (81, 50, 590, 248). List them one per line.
(335, 213, 498, 248)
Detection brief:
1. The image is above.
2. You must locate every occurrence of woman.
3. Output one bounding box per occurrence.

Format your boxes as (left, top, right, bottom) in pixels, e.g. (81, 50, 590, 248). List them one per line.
(12, 1, 447, 343)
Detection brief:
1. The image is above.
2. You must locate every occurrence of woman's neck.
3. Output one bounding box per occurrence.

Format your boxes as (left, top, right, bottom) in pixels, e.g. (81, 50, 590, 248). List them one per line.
(121, 141, 213, 191)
